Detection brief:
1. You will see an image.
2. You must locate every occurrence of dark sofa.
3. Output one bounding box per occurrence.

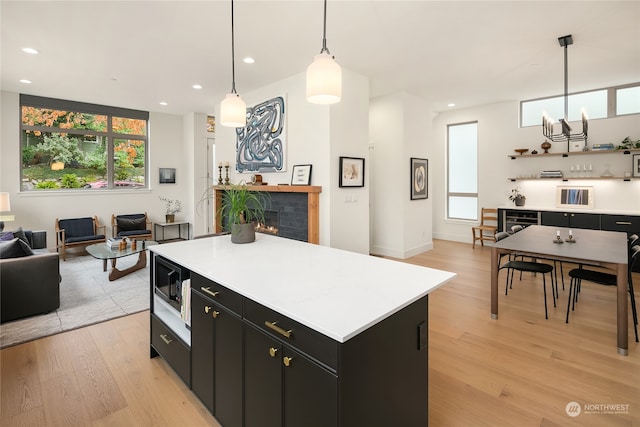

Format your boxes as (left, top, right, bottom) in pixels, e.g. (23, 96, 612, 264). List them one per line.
(0, 229, 61, 323)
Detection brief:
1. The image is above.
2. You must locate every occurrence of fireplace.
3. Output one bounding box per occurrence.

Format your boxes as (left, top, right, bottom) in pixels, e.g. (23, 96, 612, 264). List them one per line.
(256, 210, 279, 236)
(214, 185, 321, 243)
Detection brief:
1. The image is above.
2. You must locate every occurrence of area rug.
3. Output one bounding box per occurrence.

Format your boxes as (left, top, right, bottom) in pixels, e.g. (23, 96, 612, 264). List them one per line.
(0, 253, 149, 349)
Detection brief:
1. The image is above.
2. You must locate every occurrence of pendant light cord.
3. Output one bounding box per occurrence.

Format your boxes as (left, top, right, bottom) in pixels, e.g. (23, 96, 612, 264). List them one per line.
(231, 0, 237, 94)
(320, 0, 331, 55)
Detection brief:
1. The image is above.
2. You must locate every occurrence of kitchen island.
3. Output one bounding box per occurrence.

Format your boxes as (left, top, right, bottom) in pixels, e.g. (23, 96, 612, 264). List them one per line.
(149, 234, 455, 427)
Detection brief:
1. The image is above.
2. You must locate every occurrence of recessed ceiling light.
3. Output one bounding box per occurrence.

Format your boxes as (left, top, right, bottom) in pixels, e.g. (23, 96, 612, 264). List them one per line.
(20, 79, 32, 84)
(447, 103, 456, 107)
(192, 84, 203, 90)
(22, 47, 39, 54)
(159, 101, 168, 106)
(243, 57, 255, 64)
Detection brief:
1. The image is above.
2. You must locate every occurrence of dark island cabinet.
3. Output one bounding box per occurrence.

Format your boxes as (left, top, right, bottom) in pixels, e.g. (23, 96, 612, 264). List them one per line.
(244, 323, 338, 427)
(190, 275, 243, 427)
(541, 211, 601, 229)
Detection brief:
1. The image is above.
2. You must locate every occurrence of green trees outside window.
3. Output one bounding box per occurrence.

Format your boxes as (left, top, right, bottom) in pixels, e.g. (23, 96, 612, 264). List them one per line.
(20, 95, 148, 191)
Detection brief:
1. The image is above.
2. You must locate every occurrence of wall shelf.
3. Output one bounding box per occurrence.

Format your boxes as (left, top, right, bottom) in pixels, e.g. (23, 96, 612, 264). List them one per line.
(508, 148, 640, 160)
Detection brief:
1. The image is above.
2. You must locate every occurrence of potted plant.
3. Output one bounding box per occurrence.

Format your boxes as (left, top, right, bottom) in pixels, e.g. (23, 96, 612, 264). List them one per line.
(509, 187, 526, 206)
(218, 182, 268, 243)
(159, 196, 182, 223)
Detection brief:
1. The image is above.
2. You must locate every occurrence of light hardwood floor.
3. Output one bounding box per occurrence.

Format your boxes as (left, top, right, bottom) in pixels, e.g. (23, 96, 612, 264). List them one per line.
(1, 239, 638, 426)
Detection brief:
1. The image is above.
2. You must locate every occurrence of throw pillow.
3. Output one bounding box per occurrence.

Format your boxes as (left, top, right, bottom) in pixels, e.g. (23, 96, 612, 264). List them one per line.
(0, 238, 34, 259)
(117, 216, 146, 232)
(12, 227, 30, 247)
(0, 232, 14, 241)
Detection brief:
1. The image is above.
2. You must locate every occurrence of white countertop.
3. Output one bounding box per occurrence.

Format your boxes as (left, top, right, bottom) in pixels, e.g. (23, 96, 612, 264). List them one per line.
(150, 234, 455, 343)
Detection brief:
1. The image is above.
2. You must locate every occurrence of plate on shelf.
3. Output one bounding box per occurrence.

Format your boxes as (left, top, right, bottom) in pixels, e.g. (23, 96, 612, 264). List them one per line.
(514, 148, 529, 155)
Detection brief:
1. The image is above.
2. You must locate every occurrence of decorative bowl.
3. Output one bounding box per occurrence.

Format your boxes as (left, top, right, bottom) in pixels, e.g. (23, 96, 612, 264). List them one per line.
(514, 148, 529, 155)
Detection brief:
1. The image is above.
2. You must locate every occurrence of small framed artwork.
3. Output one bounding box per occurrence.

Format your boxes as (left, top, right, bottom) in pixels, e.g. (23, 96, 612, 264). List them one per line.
(339, 157, 365, 187)
(159, 168, 176, 184)
(291, 164, 312, 185)
(410, 157, 428, 200)
(633, 154, 640, 178)
(556, 186, 594, 209)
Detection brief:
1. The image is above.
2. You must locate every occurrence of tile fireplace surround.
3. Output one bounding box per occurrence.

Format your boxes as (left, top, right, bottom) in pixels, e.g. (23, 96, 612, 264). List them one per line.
(213, 185, 322, 244)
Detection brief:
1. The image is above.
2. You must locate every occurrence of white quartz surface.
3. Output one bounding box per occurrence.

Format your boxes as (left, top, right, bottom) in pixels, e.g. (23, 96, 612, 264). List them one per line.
(150, 234, 455, 343)
(498, 205, 640, 215)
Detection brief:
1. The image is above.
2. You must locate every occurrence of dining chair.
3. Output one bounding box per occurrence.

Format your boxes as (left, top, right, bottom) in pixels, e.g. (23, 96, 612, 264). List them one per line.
(566, 244, 639, 342)
(496, 231, 556, 319)
(472, 208, 498, 248)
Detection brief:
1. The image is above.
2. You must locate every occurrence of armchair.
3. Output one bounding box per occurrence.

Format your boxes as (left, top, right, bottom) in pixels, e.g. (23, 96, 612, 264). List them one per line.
(55, 216, 106, 261)
(111, 212, 153, 240)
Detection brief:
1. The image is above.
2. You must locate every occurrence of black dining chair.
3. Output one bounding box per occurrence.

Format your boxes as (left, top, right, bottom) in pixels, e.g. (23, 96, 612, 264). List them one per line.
(566, 245, 639, 342)
(496, 231, 556, 319)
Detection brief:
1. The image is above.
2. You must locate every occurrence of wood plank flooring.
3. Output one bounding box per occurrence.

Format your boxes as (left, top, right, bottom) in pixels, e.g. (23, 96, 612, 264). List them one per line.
(1, 239, 638, 426)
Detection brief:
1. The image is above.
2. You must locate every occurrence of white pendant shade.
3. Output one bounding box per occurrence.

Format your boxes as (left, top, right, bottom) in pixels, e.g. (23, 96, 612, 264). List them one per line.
(220, 93, 246, 127)
(306, 53, 342, 104)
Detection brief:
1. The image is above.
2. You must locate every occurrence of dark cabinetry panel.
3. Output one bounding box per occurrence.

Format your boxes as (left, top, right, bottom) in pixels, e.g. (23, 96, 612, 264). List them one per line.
(244, 324, 338, 427)
(191, 279, 243, 427)
(541, 211, 600, 229)
(150, 315, 190, 386)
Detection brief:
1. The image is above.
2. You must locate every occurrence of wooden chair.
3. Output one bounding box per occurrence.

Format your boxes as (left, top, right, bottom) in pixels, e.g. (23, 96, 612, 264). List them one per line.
(112, 212, 153, 240)
(472, 208, 498, 248)
(55, 216, 106, 261)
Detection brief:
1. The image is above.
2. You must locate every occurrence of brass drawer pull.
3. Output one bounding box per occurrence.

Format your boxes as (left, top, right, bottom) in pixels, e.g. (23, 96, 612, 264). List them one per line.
(265, 321, 293, 339)
(615, 221, 632, 225)
(283, 356, 293, 367)
(160, 334, 172, 345)
(269, 347, 278, 357)
(201, 286, 220, 298)
(212, 310, 220, 319)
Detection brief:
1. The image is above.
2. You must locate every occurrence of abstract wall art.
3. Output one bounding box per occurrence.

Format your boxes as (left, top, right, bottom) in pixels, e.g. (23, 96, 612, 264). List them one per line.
(236, 95, 286, 173)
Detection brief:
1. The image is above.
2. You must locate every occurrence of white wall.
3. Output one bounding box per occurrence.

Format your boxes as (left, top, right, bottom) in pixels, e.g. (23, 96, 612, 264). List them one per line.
(369, 93, 433, 258)
(0, 90, 190, 248)
(214, 69, 370, 253)
(432, 100, 640, 243)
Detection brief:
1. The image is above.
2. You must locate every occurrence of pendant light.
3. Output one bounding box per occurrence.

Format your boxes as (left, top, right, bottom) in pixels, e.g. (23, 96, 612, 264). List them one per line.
(220, 0, 246, 127)
(306, 0, 341, 104)
(541, 34, 588, 151)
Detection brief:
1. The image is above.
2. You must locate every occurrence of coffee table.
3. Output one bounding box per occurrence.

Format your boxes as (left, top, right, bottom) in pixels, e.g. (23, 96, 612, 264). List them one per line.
(86, 240, 157, 281)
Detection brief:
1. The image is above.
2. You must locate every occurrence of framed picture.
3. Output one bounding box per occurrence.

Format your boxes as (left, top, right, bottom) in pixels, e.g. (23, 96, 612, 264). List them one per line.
(291, 164, 312, 185)
(339, 157, 365, 187)
(556, 186, 594, 209)
(633, 154, 640, 178)
(159, 168, 176, 184)
(410, 157, 428, 200)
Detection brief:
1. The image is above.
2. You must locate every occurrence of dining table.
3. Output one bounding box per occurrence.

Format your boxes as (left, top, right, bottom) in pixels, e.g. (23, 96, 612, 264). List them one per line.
(490, 225, 630, 355)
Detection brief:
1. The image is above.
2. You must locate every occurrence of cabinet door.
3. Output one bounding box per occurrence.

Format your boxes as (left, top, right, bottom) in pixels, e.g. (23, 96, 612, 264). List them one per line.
(213, 305, 243, 427)
(191, 291, 214, 413)
(541, 211, 570, 227)
(244, 325, 282, 427)
(570, 213, 600, 229)
(283, 345, 338, 427)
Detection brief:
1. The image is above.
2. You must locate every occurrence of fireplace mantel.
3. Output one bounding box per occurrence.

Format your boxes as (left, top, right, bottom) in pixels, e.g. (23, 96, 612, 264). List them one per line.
(213, 185, 322, 244)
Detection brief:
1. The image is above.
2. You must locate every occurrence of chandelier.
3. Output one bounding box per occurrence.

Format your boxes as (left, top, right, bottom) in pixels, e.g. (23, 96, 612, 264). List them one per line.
(541, 34, 588, 151)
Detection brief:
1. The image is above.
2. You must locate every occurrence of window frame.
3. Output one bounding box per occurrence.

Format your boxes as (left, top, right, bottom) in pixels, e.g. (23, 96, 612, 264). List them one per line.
(19, 94, 149, 192)
(519, 82, 640, 128)
(446, 121, 478, 222)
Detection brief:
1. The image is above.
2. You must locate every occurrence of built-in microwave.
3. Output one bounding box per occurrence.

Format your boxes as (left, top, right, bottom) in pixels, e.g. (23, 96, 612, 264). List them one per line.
(154, 255, 190, 312)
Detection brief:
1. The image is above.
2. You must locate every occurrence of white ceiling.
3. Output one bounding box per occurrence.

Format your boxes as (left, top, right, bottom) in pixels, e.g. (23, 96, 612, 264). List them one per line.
(2, 1, 639, 116)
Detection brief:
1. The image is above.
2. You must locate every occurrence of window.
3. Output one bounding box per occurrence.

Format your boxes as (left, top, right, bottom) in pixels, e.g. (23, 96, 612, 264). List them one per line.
(617, 85, 640, 116)
(20, 94, 148, 191)
(520, 82, 639, 127)
(447, 122, 478, 221)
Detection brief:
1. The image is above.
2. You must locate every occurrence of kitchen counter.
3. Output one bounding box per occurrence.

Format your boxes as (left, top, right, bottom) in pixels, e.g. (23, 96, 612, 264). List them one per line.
(150, 233, 455, 342)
